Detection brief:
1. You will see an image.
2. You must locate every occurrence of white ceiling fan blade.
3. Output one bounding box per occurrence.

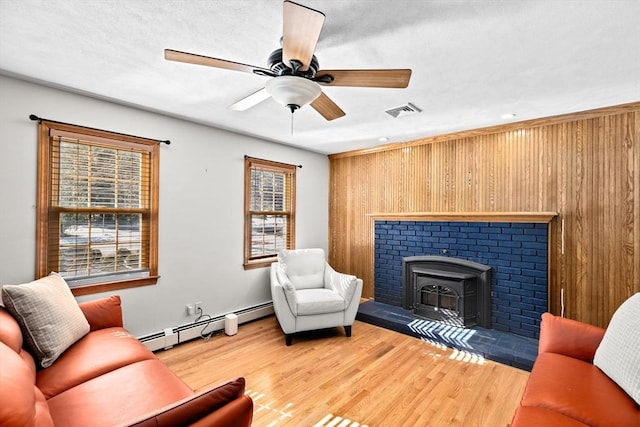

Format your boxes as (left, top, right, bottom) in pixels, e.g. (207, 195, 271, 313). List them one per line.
(229, 88, 271, 111)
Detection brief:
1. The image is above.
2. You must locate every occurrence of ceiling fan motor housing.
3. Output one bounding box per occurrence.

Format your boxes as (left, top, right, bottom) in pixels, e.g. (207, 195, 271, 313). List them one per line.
(268, 48, 318, 78)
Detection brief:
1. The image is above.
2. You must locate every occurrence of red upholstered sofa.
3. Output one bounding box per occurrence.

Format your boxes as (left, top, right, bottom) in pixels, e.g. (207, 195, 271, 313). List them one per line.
(0, 295, 253, 427)
(511, 313, 639, 427)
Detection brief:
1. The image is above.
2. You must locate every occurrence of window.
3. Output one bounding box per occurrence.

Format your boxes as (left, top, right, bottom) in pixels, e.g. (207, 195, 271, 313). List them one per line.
(36, 120, 160, 295)
(244, 157, 296, 269)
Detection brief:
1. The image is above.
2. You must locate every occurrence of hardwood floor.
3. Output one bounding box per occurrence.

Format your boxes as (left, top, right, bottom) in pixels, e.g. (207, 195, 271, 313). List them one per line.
(157, 316, 529, 427)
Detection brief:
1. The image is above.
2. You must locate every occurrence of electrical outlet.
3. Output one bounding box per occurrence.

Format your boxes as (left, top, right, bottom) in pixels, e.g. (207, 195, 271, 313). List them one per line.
(185, 304, 194, 315)
(194, 301, 202, 314)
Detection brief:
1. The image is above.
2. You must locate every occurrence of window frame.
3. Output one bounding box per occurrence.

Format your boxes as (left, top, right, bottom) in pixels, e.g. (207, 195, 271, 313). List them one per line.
(243, 157, 296, 270)
(36, 120, 160, 296)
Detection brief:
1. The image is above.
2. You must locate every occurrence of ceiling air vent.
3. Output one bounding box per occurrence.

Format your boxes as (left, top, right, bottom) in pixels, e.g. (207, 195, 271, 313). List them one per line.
(385, 102, 422, 118)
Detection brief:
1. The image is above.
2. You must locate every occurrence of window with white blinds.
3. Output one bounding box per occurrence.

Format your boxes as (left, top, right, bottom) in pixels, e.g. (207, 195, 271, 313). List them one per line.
(36, 121, 159, 295)
(243, 157, 296, 269)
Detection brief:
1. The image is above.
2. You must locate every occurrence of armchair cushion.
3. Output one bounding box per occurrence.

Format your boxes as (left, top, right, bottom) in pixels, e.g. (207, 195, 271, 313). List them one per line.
(296, 289, 345, 315)
(278, 248, 325, 289)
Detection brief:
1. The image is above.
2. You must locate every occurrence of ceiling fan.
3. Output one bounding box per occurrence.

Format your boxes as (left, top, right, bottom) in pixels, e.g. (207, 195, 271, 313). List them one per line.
(164, 0, 411, 121)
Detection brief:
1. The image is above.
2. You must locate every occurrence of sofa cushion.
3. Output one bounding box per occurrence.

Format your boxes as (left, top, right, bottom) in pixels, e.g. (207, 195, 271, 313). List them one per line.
(2, 273, 90, 368)
(593, 292, 640, 405)
(0, 341, 54, 427)
(33, 386, 55, 427)
(278, 248, 326, 289)
(521, 352, 639, 427)
(511, 407, 589, 427)
(0, 307, 24, 353)
(295, 288, 345, 315)
(36, 327, 156, 399)
(47, 359, 194, 427)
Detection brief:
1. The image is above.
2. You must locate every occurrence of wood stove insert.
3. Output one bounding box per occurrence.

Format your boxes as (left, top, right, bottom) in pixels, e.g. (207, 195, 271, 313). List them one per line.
(402, 256, 492, 328)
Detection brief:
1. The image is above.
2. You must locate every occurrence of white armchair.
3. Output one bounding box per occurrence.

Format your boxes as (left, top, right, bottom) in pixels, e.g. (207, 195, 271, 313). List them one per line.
(270, 248, 363, 346)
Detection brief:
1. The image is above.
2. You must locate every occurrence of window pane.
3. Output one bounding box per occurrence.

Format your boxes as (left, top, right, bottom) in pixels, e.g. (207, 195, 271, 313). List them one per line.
(262, 191, 274, 210)
(59, 213, 91, 277)
(59, 142, 90, 207)
(250, 214, 288, 258)
(91, 178, 115, 207)
(117, 151, 142, 208)
(250, 169, 288, 213)
(56, 142, 146, 210)
(58, 212, 144, 280)
(274, 174, 284, 192)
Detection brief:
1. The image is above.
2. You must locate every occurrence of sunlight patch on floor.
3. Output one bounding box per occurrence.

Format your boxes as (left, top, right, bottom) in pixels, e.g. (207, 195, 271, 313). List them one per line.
(246, 389, 294, 425)
(313, 413, 369, 427)
(449, 348, 485, 364)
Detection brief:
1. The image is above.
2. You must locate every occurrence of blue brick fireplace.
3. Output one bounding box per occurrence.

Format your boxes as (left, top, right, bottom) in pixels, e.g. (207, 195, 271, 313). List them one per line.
(374, 221, 548, 339)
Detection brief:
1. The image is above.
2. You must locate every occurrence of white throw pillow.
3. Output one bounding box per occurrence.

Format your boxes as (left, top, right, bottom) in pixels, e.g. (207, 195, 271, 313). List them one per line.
(1, 272, 90, 368)
(593, 292, 640, 405)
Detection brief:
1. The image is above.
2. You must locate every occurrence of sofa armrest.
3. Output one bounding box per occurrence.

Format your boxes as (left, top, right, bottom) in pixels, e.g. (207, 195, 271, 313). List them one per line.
(127, 377, 251, 427)
(189, 395, 253, 427)
(538, 312, 606, 362)
(78, 295, 123, 331)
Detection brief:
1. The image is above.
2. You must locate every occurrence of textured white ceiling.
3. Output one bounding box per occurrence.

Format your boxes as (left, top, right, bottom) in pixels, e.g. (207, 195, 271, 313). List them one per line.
(1, 0, 639, 154)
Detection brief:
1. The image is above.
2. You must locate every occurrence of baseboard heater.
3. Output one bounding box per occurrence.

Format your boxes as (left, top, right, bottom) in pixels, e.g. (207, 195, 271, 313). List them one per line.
(138, 302, 274, 352)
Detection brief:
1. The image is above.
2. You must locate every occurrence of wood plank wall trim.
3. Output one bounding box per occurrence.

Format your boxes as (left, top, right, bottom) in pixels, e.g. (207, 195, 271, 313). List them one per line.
(330, 101, 640, 160)
(367, 212, 557, 223)
(328, 102, 639, 329)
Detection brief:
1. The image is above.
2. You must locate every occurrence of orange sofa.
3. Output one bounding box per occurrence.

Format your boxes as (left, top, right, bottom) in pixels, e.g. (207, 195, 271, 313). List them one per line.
(0, 295, 253, 427)
(511, 313, 639, 426)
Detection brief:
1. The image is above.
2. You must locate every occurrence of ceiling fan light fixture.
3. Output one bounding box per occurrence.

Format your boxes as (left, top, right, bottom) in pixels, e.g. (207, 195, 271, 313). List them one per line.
(266, 76, 321, 111)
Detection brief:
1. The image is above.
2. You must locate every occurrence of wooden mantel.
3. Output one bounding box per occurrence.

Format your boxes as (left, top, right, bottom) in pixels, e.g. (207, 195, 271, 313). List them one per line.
(367, 212, 558, 223)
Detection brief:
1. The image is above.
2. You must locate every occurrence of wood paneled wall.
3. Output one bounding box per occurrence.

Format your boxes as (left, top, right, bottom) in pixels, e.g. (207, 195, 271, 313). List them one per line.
(328, 102, 640, 328)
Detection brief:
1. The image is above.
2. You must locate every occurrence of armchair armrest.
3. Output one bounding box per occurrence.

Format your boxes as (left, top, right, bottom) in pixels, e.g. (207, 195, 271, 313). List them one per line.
(324, 264, 358, 306)
(128, 377, 252, 427)
(538, 312, 606, 362)
(270, 264, 297, 334)
(78, 295, 123, 331)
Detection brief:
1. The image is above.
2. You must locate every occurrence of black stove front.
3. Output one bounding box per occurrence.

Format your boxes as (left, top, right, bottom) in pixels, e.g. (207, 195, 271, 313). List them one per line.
(403, 256, 492, 328)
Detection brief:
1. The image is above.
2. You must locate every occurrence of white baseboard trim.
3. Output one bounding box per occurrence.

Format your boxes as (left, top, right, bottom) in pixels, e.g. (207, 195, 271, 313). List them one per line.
(139, 302, 274, 351)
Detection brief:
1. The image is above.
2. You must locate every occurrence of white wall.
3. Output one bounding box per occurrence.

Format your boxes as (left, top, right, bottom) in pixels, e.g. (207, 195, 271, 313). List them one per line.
(0, 74, 329, 337)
